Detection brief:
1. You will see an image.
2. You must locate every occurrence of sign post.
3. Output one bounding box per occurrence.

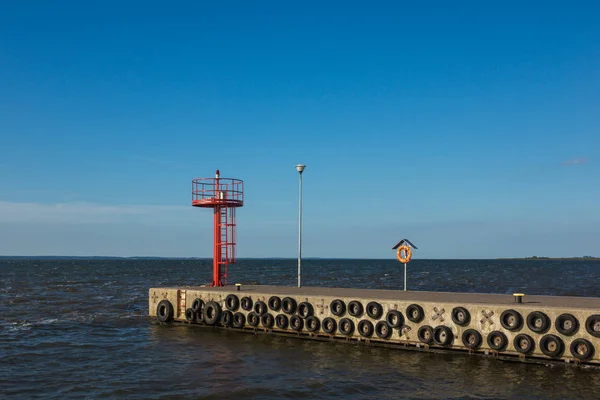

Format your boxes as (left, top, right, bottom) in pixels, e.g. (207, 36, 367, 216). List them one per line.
(392, 239, 418, 291)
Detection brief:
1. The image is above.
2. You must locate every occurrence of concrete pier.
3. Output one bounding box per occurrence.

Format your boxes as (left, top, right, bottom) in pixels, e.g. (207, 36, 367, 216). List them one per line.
(149, 285, 600, 367)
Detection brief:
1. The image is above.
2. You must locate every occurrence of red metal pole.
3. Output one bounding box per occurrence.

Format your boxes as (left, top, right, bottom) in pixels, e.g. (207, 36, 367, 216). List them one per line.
(213, 205, 221, 287)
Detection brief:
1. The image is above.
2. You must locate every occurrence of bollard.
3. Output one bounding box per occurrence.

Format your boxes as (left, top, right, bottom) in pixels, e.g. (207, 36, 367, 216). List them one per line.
(236, 283, 242, 292)
(513, 293, 525, 303)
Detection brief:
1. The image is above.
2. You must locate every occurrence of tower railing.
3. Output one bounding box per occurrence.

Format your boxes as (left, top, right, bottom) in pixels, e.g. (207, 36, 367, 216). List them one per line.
(192, 172, 244, 287)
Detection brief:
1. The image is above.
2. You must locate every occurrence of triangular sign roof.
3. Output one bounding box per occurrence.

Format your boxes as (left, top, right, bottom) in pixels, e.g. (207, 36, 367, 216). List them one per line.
(392, 239, 418, 250)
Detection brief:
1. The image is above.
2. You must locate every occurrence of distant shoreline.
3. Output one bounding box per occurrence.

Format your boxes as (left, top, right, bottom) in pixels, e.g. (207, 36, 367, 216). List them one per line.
(496, 257, 600, 260)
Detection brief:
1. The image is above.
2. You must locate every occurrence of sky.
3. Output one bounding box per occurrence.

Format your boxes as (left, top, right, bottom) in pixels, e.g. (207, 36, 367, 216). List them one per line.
(0, 1, 598, 258)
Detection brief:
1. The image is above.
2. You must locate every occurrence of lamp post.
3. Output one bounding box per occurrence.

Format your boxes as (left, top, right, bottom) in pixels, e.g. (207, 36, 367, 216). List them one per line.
(295, 164, 306, 288)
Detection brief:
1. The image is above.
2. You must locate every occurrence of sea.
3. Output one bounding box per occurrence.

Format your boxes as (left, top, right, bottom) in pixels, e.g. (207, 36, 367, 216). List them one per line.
(2, 258, 600, 400)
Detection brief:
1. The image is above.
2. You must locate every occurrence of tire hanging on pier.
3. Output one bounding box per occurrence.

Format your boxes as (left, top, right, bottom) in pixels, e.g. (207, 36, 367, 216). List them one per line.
(570, 338, 595, 360)
(487, 331, 509, 351)
(195, 311, 204, 324)
(433, 326, 453, 346)
(254, 301, 268, 316)
(330, 299, 346, 317)
(322, 317, 337, 334)
(247, 311, 260, 327)
(298, 302, 314, 319)
(366, 302, 383, 319)
(225, 294, 239, 311)
(585, 314, 600, 338)
(539, 334, 564, 358)
(358, 320, 374, 338)
(268, 296, 282, 311)
(185, 308, 195, 322)
(375, 321, 392, 339)
(275, 314, 289, 329)
(555, 313, 579, 336)
(417, 325, 434, 344)
(348, 301, 364, 318)
(514, 334, 535, 355)
(290, 315, 304, 331)
(203, 301, 222, 326)
(282, 297, 297, 315)
(241, 296, 253, 312)
(339, 318, 355, 336)
(385, 310, 404, 329)
(461, 329, 482, 349)
(233, 312, 246, 328)
(156, 300, 174, 323)
(191, 298, 204, 314)
(261, 313, 275, 329)
(500, 309, 523, 331)
(221, 310, 234, 327)
(526, 311, 551, 334)
(406, 304, 425, 323)
(451, 307, 471, 326)
(306, 316, 320, 333)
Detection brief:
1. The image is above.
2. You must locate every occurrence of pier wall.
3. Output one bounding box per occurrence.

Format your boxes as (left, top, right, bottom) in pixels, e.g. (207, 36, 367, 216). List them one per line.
(149, 285, 600, 367)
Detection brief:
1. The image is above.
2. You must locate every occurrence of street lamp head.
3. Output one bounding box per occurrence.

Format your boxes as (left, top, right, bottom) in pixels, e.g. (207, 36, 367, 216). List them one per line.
(295, 164, 306, 174)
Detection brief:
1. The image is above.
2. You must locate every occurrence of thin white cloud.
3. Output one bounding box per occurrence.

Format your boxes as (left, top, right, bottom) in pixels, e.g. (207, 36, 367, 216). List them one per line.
(0, 201, 200, 225)
(562, 157, 588, 166)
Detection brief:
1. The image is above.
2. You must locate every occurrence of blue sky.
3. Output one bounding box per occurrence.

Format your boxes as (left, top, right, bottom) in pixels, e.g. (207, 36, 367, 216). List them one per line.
(0, 1, 598, 258)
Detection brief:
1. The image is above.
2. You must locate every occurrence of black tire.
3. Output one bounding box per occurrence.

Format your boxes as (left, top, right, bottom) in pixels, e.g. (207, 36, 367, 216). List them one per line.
(358, 320, 374, 338)
(306, 316, 321, 332)
(225, 294, 239, 311)
(461, 329, 482, 349)
(555, 313, 579, 336)
(366, 302, 383, 319)
(282, 297, 297, 315)
(185, 308, 195, 322)
(233, 312, 246, 328)
(254, 301, 268, 316)
(290, 315, 304, 331)
(451, 307, 471, 327)
(406, 304, 425, 323)
(203, 301, 222, 325)
(514, 334, 535, 354)
(585, 314, 600, 338)
(261, 313, 275, 329)
(487, 331, 508, 351)
(298, 302, 314, 319)
(156, 300, 174, 323)
(241, 296, 253, 311)
(268, 296, 282, 311)
(330, 299, 346, 317)
(539, 334, 564, 358)
(526, 311, 551, 334)
(275, 314, 289, 329)
(323, 317, 337, 334)
(221, 310, 234, 327)
(418, 325, 434, 344)
(247, 311, 260, 327)
(386, 310, 404, 329)
(570, 338, 595, 360)
(433, 326, 454, 346)
(339, 318, 355, 336)
(500, 309, 523, 331)
(375, 321, 392, 339)
(348, 301, 364, 318)
(191, 298, 204, 313)
(195, 310, 204, 324)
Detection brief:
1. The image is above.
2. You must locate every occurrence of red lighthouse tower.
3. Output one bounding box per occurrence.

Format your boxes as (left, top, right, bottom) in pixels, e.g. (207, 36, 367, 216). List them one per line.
(192, 170, 244, 287)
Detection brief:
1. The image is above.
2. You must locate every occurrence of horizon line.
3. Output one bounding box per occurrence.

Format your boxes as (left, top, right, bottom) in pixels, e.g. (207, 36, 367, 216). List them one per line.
(0, 255, 598, 260)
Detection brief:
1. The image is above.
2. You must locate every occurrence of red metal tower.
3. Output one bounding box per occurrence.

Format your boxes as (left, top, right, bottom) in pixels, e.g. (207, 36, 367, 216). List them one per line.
(192, 170, 244, 287)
